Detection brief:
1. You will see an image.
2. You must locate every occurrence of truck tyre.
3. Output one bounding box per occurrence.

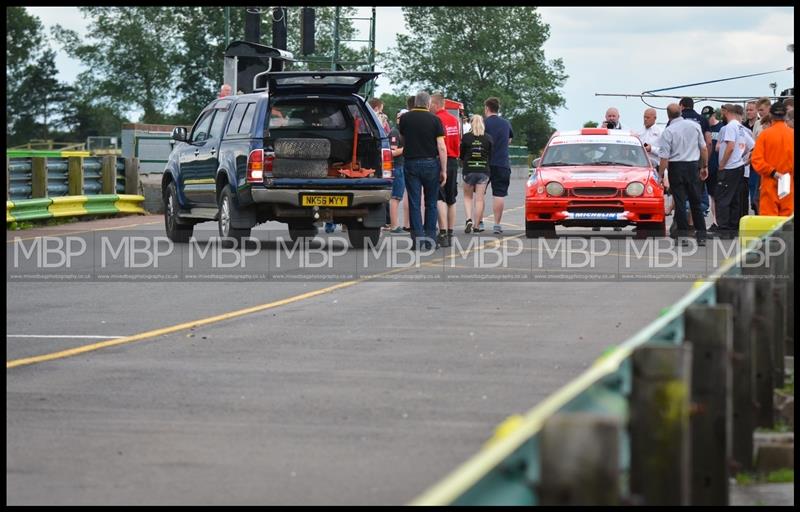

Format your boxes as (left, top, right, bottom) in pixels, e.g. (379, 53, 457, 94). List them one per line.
(274, 138, 331, 160)
(272, 158, 329, 179)
(164, 181, 194, 243)
(347, 222, 381, 249)
(218, 187, 251, 247)
(287, 221, 318, 244)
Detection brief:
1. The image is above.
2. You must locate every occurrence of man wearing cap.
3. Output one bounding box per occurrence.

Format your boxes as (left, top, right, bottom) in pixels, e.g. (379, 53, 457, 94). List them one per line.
(751, 101, 794, 216)
(715, 104, 753, 237)
(658, 103, 709, 246)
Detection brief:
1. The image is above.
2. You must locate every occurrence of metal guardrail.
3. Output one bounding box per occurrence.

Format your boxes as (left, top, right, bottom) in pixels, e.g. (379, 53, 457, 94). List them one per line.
(412, 215, 793, 506)
(6, 153, 139, 203)
(6, 195, 146, 223)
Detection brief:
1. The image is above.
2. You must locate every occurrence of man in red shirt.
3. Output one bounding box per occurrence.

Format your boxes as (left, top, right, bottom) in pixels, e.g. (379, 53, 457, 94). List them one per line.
(430, 92, 461, 247)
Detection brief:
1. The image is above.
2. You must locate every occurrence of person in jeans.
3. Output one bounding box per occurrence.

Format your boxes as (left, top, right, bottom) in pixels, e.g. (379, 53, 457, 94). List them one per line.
(461, 115, 494, 233)
(399, 91, 448, 250)
(658, 103, 709, 246)
(388, 109, 410, 234)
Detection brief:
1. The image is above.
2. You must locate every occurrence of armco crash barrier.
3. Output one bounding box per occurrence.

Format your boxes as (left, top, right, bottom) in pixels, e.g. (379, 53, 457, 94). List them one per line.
(6, 195, 145, 223)
(411, 215, 794, 506)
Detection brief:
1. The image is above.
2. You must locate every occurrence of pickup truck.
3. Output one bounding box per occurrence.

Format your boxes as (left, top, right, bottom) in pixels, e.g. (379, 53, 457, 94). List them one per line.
(162, 71, 393, 248)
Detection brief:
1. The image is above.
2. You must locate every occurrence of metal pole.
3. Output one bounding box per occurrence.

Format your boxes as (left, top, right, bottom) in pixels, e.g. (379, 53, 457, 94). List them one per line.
(333, 7, 340, 71)
(224, 7, 230, 49)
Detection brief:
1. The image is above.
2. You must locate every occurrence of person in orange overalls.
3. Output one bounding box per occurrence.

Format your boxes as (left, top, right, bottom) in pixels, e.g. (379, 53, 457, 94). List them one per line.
(750, 101, 794, 216)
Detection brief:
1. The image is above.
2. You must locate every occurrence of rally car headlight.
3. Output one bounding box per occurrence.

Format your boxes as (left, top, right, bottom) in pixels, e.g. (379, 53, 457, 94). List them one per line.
(626, 182, 645, 197)
(545, 182, 565, 196)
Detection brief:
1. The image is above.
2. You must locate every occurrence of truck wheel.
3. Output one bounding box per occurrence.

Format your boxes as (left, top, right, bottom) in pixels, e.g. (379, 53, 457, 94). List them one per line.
(526, 221, 556, 239)
(272, 158, 329, 179)
(347, 223, 381, 249)
(287, 221, 317, 244)
(164, 181, 193, 243)
(218, 187, 251, 246)
(274, 138, 331, 160)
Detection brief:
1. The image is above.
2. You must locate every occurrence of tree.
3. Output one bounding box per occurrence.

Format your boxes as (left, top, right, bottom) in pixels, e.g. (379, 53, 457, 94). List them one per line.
(7, 8, 76, 145)
(54, 7, 180, 124)
(384, 7, 566, 152)
(583, 120, 599, 128)
(378, 92, 411, 126)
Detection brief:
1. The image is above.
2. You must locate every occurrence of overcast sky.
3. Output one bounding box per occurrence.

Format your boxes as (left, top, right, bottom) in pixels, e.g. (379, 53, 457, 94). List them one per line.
(27, 6, 795, 131)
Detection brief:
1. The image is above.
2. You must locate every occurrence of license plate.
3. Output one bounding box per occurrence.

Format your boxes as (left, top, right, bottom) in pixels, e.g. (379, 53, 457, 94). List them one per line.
(300, 194, 350, 207)
(572, 212, 619, 220)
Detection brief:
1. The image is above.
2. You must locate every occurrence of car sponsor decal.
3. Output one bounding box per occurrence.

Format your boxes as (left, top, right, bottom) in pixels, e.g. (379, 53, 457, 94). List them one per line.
(550, 136, 641, 146)
(565, 212, 629, 220)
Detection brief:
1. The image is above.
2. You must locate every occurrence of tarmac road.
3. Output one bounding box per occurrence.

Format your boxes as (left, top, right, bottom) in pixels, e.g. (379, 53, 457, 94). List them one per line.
(7, 177, 733, 504)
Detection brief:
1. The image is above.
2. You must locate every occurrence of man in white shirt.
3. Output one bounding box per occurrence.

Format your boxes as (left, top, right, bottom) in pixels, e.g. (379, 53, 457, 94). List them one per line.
(716, 104, 754, 238)
(638, 108, 663, 169)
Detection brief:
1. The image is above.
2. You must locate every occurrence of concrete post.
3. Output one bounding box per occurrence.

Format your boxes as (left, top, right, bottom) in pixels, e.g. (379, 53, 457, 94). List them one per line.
(539, 413, 621, 505)
(715, 277, 756, 472)
(630, 344, 692, 505)
(685, 304, 733, 506)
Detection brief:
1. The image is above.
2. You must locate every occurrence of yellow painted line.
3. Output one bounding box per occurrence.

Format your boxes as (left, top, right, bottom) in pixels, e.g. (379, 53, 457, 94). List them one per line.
(7, 220, 162, 243)
(7, 232, 522, 369)
(7, 280, 360, 369)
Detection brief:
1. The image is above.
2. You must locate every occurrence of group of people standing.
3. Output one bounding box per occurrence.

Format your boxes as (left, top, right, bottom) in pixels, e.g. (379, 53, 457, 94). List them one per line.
(377, 92, 514, 250)
(626, 96, 794, 245)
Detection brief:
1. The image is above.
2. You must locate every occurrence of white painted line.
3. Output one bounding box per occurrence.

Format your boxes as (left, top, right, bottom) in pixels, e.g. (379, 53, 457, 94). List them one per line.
(7, 335, 125, 339)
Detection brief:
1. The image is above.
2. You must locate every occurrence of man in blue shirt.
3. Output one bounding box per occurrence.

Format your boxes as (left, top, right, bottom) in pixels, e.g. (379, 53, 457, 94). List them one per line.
(482, 97, 514, 235)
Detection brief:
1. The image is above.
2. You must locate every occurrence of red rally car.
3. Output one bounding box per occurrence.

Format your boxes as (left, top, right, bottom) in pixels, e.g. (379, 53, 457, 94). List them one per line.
(525, 128, 666, 238)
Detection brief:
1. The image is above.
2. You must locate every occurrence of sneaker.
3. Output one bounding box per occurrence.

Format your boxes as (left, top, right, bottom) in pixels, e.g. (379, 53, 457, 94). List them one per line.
(697, 238, 707, 247)
(437, 232, 450, 248)
(478, 221, 485, 231)
(465, 219, 473, 234)
(473, 225, 484, 233)
(708, 223, 719, 232)
(324, 222, 336, 233)
(402, 226, 411, 232)
(390, 226, 405, 234)
(493, 224, 503, 235)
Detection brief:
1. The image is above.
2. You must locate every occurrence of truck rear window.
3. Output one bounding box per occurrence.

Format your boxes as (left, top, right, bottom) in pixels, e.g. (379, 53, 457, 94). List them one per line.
(269, 102, 347, 130)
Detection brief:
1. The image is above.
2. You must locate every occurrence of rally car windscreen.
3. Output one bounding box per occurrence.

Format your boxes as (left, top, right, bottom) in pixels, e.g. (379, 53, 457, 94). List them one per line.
(542, 142, 650, 168)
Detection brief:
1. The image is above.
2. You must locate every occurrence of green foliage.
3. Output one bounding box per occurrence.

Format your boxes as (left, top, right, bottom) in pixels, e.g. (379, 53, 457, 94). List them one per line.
(378, 92, 411, 128)
(736, 469, 794, 485)
(55, 7, 180, 124)
(384, 7, 566, 152)
(755, 420, 791, 433)
(584, 120, 599, 128)
(765, 468, 793, 483)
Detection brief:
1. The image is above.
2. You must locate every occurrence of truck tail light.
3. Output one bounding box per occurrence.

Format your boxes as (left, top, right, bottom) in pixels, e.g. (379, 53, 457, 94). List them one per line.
(247, 150, 274, 183)
(382, 148, 393, 178)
